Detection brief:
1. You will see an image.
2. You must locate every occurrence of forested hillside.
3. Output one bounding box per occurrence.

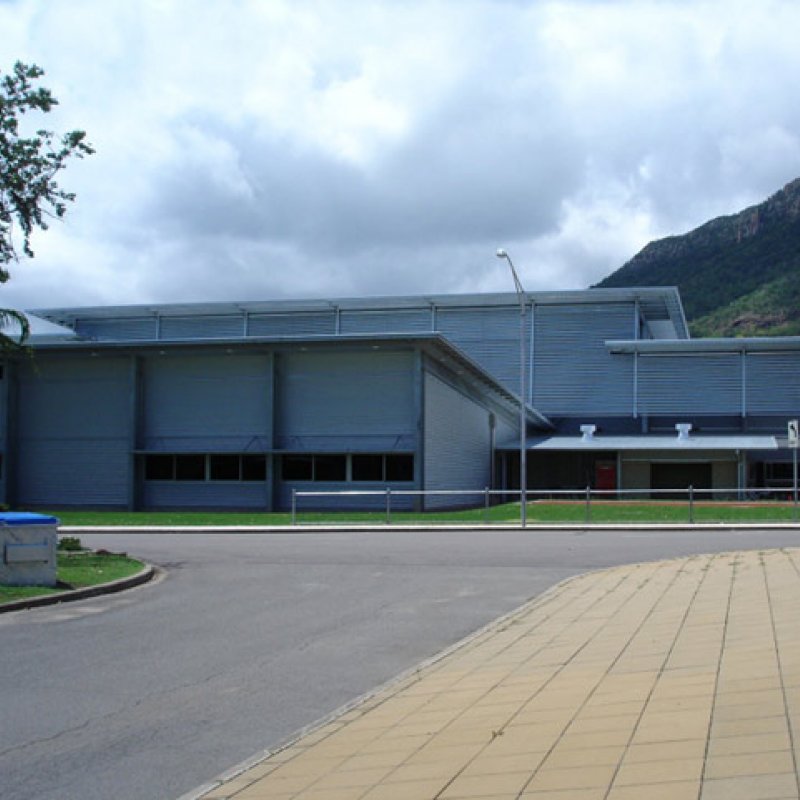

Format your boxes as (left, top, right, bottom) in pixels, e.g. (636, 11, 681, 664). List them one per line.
(595, 177, 800, 337)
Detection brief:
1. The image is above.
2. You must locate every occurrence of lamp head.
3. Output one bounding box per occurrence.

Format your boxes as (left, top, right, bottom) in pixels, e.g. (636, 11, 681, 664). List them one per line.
(496, 248, 508, 259)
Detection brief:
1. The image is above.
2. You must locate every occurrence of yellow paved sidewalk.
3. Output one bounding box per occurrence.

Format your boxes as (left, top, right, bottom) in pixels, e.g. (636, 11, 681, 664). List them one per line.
(196, 549, 800, 800)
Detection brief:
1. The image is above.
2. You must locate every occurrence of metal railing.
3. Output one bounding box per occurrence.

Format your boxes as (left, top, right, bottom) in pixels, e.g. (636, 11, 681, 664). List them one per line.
(291, 486, 800, 526)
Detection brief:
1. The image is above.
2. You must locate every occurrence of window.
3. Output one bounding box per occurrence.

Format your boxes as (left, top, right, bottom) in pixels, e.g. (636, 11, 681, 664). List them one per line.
(315, 455, 346, 481)
(282, 455, 313, 481)
(242, 454, 267, 481)
(210, 454, 240, 481)
(352, 454, 383, 481)
(144, 453, 268, 482)
(175, 454, 205, 481)
(145, 454, 174, 480)
(281, 453, 414, 483)
(386, 454, 414, 482)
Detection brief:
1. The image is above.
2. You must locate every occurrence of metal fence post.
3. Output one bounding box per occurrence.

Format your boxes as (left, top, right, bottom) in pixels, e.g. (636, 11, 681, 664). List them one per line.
(688, 485, 694, 524)
(585, 485, 591, 525)
(291, 489, 297, 526)
(386, 487, 392, 525)
(484, 486, 490, 524)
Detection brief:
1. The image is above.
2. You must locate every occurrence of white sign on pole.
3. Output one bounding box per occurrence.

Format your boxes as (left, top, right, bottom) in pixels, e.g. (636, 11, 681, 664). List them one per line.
(789, 419, 800, 448)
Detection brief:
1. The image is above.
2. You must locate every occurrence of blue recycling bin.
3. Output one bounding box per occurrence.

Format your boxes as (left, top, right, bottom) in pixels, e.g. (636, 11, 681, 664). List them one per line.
(0, 512, 60, 587)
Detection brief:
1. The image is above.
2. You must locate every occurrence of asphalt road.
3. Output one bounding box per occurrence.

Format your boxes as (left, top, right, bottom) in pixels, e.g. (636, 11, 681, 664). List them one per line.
(2, 526, 800, 800)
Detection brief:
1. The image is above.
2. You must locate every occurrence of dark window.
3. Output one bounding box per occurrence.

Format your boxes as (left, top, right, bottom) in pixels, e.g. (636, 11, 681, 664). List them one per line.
(175, 454, 205, 481)
(145, 454, 174, 480)
(352, 454, 384, 481)
(386, 454, 414, 482)
(209, 454, 240, 481)
(283, 455, 313, 481)
(315, 454, 347, 481)
(242, 454, 267, 481)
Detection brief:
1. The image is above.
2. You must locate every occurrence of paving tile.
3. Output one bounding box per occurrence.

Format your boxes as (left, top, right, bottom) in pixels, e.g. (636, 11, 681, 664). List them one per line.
(519, 790, 607, 800)
(614, 757, 704, 785)
(523, 764, 617, 792)
(700, 772, 799, 800)
(439, 770, 532, 798)
(704, 750, 796, 779)
(623, 738, 707, 763)
(540, 745, 624, 770)
(707, 732, 792, 757)
(606, 780, 701, 800)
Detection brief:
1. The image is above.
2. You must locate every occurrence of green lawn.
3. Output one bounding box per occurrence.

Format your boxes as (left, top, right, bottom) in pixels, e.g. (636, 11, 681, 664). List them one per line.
(41, 500, 800, 527)
(0, 551, 145, 605)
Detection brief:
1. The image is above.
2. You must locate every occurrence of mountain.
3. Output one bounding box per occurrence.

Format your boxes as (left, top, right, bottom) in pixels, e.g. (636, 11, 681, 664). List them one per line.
(595, 177, 800, 337)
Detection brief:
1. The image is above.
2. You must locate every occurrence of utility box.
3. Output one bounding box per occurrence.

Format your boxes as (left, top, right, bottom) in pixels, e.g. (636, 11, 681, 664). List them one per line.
(0, 512, 60, 587)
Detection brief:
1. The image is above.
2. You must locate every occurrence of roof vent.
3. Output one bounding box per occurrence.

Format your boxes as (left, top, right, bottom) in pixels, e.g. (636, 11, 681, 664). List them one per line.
(676, 423, 692, 440)
(580, 424, 597, 441)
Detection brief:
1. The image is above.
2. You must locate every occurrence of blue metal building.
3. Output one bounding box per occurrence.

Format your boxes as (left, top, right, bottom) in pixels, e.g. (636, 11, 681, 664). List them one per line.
(1, 287, 796, 509)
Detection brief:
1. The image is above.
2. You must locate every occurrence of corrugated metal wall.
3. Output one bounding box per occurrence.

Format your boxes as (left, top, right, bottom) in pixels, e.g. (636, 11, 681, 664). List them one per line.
(533, 303, 635, 416)
(16, 357, 131, 506)
(143, 481, 268, 509)
(339, 309, 431, 334)
(142, 353, 272, 452)
(746, 353, 800, 415)
(75, 317, 158, 340)
(435, 306, 523, 391)
(160, 315, 244, 340)
(637, 354, 741, 415)
(274, 350, 416, 451)
(248, 311, 336, 337)
(424, 371, 492, 509)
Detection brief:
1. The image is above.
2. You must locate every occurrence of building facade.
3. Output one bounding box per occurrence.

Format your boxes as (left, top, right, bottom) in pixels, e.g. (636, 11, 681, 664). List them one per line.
(1, 287, 797, 509)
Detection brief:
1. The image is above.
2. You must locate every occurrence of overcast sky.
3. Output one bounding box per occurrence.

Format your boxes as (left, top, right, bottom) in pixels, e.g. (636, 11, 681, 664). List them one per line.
(2, 0, 800, 315)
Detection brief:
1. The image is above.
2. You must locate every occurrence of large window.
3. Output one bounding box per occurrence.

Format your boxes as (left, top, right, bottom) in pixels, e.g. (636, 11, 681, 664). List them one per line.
(143, 454, 267, 482)
(281, 453, 414, 482)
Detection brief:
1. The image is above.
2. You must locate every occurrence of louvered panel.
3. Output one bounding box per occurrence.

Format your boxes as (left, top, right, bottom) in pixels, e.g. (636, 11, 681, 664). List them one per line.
(247, 311, 336, 337)
(160, 315, 244, 340)
(533, 303, 635, 416)
(17, 438, 129, 506)
(143, 354, 272, 450)
(638, 354, 741, 415)
(435, 306, 523, 392)
(15, 356, 133, 505)
(339, 309, 431, 334)
(746, 353, 800, 415)
(74, 317, 157, 341)
(18, 357, 131, 439)
(143, 482, 268, 509)
(424, 372, 491, 508)
(276, 351, 416, 440)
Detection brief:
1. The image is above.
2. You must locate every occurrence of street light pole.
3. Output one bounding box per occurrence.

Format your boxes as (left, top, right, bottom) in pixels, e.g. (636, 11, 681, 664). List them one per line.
(496, 248, 527, 528)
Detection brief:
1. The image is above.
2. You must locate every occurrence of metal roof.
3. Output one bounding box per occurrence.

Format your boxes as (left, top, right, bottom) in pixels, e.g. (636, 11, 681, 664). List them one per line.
(607, 337, 800, 354)
(29, 287, 688, 338)
(509, 434, 779, 451)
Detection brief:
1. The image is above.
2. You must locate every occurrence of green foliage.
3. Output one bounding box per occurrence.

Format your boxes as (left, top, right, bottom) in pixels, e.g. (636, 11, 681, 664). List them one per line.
(57, 535, 83, 551)
(0, 61, 93, 348)
(690, 272, 800, 338)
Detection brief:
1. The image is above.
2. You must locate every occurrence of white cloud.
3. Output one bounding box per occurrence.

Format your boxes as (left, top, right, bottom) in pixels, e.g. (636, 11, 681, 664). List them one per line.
(1, 0, 800, 311)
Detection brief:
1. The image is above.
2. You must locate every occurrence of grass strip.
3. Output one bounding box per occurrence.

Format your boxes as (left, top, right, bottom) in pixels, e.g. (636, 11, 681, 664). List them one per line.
(42, 500, 800, 527)
(0, 551, 145, 605)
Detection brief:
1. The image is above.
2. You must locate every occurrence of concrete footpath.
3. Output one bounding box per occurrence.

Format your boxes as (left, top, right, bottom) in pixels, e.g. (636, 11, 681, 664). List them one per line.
(191, 548, 800, 800)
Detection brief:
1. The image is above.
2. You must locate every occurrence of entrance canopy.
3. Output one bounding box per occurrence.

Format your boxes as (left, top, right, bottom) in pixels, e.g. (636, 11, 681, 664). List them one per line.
(517, 434, 779, 452)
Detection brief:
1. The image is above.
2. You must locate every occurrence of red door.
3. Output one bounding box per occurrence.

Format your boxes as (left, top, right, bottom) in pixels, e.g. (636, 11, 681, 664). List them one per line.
(595, 461, 617, 491)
